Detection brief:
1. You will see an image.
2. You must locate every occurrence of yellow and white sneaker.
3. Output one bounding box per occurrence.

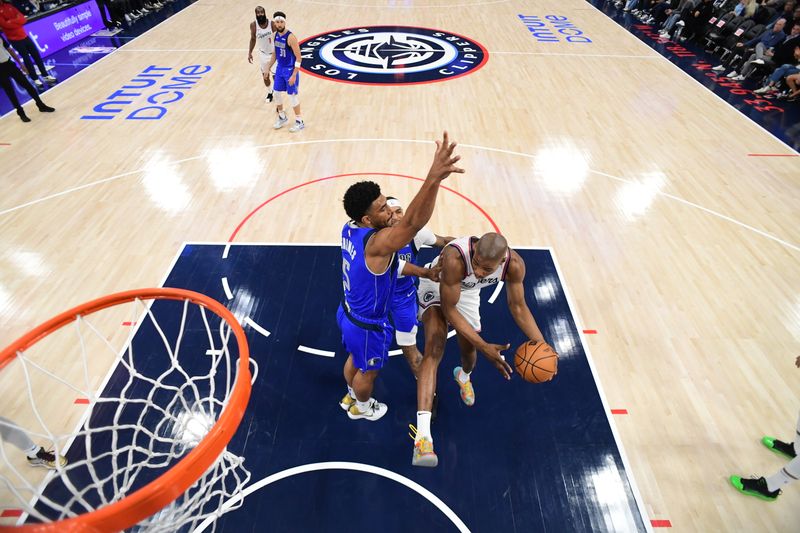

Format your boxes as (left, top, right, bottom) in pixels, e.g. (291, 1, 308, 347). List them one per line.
(409, 425, 438, 467)
(347, 398, 387, 421)
(453, 366, 475, 406)
(339, 393, 355, 411)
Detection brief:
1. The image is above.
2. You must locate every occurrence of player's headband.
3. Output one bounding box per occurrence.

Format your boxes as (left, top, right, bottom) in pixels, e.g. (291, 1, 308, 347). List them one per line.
(386, 198, 402, 208)
(273, 15, 286, 21)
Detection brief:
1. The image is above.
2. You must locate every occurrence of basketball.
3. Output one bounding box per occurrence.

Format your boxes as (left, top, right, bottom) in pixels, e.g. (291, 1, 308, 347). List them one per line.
(515, 341, 558, 383)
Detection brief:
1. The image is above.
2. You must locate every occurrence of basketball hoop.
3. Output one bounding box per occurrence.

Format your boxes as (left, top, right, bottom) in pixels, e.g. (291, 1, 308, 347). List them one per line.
(0, 288, 252, 532)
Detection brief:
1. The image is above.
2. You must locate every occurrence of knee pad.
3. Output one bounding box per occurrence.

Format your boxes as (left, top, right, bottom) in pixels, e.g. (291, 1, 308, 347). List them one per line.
(395, 326, 418, 347)
(289, 93, 300, 107)
(273, 91, 284, 105)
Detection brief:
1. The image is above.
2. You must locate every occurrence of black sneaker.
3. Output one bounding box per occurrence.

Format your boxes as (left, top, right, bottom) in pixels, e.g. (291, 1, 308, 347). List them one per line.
(762, 436, 797, 459)
(729, 475, 780, 501)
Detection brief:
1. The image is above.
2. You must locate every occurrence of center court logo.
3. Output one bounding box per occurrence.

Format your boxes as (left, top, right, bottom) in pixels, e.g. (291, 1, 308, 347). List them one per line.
(300, 26, 488, 85)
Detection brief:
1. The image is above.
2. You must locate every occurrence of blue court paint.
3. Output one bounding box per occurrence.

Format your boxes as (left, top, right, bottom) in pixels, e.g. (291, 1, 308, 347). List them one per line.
(28, 244, 646, 532)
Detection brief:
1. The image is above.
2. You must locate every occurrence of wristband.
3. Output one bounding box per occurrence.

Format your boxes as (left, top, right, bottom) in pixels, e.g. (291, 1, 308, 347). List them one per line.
(294, 62, 301, 68)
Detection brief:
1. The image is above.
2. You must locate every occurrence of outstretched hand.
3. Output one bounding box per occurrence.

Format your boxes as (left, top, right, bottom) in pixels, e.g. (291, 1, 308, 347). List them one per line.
(427, 131, 465, 181)
(481, 342, 513, 380)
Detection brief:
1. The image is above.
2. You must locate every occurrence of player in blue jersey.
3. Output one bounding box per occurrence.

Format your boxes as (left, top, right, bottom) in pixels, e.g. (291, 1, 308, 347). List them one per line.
(338, 132, 463, 422)
(385, 196, 453, 378)
(266, 11, 304, 132)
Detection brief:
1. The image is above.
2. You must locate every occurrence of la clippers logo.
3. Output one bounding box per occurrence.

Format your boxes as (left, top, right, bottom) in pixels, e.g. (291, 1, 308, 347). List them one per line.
(300, 26, 488, 85)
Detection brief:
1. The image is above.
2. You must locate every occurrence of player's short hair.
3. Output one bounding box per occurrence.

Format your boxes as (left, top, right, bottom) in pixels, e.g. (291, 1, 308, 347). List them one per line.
(273, 10, 286, 19)
(476, 233, 508, 261)
(255, 6, 264, 12)
(344, 181, 381, 222)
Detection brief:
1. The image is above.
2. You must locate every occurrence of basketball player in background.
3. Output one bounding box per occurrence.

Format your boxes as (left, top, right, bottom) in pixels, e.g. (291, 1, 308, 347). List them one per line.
(385, 196, 453, 378)
(266, 11, 304, 132)
(337, 132, 463, 422)
(0, 416, 66, 469)
(730, 355, 800, 501)
(411, 233, 554, 467)
(247, 6, 275, 103)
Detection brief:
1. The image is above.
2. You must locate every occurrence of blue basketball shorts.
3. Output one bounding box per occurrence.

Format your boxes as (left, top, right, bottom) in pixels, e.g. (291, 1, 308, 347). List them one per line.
(390, 288, 419, 346)
(274, 68, 299, 95)
(336, 305, 393, 372)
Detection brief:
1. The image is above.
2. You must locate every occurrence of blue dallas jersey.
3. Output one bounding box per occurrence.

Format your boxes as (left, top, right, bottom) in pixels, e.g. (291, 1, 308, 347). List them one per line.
(394, 227, 437, 297)
(274, 30, 296, 74)
(341, 222, 398, 323)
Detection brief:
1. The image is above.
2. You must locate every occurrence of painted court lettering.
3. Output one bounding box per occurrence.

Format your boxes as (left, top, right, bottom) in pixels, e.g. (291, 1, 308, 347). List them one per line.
(81, 65, 211, 120)
(518, 15, 592, 43)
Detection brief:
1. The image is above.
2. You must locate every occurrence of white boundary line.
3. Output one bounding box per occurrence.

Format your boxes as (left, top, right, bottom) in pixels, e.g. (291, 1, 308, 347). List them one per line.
(107, 48, 659, 59)
(3, 138, 795, 252)
(297, 345, 335, 357)
(189, 461, 471, 533)
(0, 0, 207, 120)
(221, 277, 233, 300)
(244, 317, 270, 338)
(549, 247, 653, 533)
(583, 0, 800, 156)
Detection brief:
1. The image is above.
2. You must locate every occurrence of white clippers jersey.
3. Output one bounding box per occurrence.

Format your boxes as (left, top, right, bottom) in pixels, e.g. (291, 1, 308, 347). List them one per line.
(433, 236, 510, 292)
(255, 19, 274, 55)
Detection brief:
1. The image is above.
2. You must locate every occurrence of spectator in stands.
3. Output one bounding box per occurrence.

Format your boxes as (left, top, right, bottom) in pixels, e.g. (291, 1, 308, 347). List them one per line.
(778, 69, 800, 98)
(682, 0, 716, 41)
(0, 0, 55, 86)
(766, 1, 796, 27)
(712, 18, 787, 76)
(659, 0, 699, 39)
(753, 44, 800, 93)
(0, 36, 54, 121)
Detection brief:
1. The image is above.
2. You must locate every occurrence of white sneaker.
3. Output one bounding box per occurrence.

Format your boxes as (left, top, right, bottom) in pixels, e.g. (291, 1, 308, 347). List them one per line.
(726, 70, 738, 78)
(43, 75, 56, 83)
(732, 74, 745, 81)
(289, 120, 305, 133)
(273, 115, 288, 129)
(711, 64, 726, 72)
(347, 398, 387, 421)
(752, 59, 765, 65)
(753, 86, 773, 94)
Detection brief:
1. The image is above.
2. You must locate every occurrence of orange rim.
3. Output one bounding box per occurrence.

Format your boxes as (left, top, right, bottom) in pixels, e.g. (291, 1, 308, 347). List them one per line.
(0, 288, 251, 533)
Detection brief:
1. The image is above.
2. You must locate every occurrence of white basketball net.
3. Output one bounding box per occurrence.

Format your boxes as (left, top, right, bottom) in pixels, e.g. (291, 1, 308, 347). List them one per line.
(0, 296, 254, 532)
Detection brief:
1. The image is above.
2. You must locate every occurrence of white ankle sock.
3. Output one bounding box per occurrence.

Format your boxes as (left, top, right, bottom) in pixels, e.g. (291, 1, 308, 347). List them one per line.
(347, 385, 355, 399)
(457, 368, 471, 384)
(355, 399, 371, 413)
(416, 411, 432, 441)
(766, 458, 800, 492)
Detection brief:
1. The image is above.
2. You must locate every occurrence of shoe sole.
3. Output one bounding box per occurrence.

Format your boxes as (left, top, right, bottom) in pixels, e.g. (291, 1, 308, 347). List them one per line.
(412, 455, 438, 467)
(761, 437, 797, 460)
(347, 406, 387, 421)
(729, 476, 778, 501)
(339, 400, 352, 411)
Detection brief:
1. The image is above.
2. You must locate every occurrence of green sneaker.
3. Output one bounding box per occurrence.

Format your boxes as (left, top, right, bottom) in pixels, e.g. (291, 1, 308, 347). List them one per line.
(761, 436, 797, 460)
(729, 475, 780, 502)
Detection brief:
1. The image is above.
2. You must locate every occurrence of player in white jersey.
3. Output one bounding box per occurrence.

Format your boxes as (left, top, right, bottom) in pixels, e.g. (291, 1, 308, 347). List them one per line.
(410, 233, 554, 467)
(247, 6, 276, 102)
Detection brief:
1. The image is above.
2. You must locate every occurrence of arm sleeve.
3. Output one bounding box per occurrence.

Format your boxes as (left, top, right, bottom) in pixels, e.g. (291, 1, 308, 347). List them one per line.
(413, 227, 437, 248)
